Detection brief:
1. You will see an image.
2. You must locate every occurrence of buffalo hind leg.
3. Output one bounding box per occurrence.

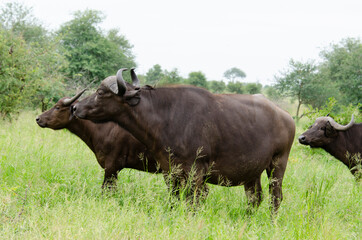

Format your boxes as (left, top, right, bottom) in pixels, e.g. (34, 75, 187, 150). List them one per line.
(183, 164, 210, 205)
(244, 176, 263, 213)
(164, 169, 209, 206)
(267, 153, 288, 214)
(186, 174, 209, 205)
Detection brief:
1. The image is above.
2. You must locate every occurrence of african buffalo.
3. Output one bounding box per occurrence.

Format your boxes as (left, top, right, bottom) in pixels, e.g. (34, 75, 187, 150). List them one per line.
(299, 115, 362, 178)
(73, 68, 295, 213)
(36, 88, 159, 188)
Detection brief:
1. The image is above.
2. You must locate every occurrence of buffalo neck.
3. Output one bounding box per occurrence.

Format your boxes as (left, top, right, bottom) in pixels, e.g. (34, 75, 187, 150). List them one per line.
(66, 118, 97, 153)
(114, 90, 165, 152)
(323, 124, 361, 169)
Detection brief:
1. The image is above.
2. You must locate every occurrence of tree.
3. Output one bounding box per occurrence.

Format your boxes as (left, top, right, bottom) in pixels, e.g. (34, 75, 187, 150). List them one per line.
(318, 38, 362, 106)
(264, 85, 281, 101)
(0, 27, 67, 117)
(274, 59, 334, 121)
(223, 67, 246, 82)
(226, 81, 244, 94)
(0, 3, 67, 118)
(106, 29, 136, 77)
(244, 83, 262, 94)
(0, 2, 48, 44)
(26, 39, 69, 111)
(0, 28, 29, 118)
(209, 80, 226, 93)
(159, 68, 183, 85)
(57, 10, 136, 86)
(187, 71, 207, 88)
(145, 64, 164, 85)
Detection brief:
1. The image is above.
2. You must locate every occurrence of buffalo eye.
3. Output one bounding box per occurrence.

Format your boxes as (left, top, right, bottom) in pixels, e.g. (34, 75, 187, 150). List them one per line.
(55, 106, 60, 110)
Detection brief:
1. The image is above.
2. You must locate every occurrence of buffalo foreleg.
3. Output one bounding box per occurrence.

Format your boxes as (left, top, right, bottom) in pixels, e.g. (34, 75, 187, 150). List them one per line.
(102, 162, 120, 190)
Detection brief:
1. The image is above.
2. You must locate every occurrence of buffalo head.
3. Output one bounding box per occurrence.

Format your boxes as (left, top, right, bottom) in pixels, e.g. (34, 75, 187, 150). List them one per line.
(298, 115, 355, 147)
(72, 68, 141, 123)
(36, 89, 86, 129)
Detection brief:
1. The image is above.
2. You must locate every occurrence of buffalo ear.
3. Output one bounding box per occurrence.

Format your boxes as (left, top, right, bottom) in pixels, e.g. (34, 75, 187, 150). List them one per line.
(124, 90, 140, 106)
(69, 106, 75, 121)
(108, 82, 119, 95)
(325, 121, 337, 137)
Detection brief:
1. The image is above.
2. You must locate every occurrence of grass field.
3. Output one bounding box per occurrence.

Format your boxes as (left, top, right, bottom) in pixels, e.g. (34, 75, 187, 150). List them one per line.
(0, 111, 361, 239)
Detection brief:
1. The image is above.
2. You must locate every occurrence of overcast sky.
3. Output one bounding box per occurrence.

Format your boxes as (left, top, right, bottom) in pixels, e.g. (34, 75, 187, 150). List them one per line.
(7, 0, 362, 85)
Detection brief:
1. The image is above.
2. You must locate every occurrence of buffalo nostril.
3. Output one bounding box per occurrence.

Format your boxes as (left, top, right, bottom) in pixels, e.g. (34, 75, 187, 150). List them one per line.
(298, 135, 306, 142)
(36, 117, 40, 122)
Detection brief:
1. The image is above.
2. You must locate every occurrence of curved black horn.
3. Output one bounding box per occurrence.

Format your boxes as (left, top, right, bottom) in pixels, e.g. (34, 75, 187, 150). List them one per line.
(130, 67, 140, 87)
(116, 68, 128, 96)
(63, 88, 86, 106)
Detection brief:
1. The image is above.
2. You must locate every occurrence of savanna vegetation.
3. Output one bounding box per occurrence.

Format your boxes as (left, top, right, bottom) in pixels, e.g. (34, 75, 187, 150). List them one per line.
(0, 2, 361, 239)
(1, 2, 360, 121)
(0, 110, 361, 239)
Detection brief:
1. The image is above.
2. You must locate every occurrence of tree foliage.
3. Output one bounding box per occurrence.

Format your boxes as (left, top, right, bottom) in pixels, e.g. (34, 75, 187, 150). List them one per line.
(264, 85, 281, 101)
(245, 83, 262, 94)
(304, 97, 362, 127)
(208, 80, 226, 93)
(223, 67, 246, 82)
(187, 71, 207, 88)
(0, 28, 28, 118)
(57, 10, 136, 86)
(274, 59, 333, 121)
(145, 64, 164, 85)
(0, 2, 48, 44)
(0, 3, 67, 118)
(273, 38, 361, 120)
(226, 81, 244, 94)
(159, 68, 183, 85)
(2, 2, 360, 120)
(318, 38, 362, 106)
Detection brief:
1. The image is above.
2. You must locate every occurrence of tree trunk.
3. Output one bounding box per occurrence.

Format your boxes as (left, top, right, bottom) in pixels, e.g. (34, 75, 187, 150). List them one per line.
(41, 99, 46, 112)
(296, 100, 302, 122)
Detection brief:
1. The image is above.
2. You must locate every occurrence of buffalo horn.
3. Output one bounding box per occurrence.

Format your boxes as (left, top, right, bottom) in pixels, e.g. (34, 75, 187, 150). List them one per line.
(328, 114, 355, 131)
(130, 67, 140, 87)
(116, 68, 128, 96)
(63, 89, 86, 106)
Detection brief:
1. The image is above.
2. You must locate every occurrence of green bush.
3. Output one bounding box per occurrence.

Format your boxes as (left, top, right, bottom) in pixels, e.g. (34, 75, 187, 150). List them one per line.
(0, 3, 68, 118)
(303, 97, 362, 127)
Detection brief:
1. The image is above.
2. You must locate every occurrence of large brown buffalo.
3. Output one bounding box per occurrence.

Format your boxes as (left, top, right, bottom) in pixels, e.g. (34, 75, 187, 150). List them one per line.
(73, 68, 295, 212)
(298, 115, 362, 178)
(36, 89, 159, 188)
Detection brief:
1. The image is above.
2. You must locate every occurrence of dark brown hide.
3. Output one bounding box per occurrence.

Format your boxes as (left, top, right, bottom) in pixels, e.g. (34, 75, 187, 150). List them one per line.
(73, 77, 295, 212)
(299, 117, 362, 176)
(36, 97, 159, 188)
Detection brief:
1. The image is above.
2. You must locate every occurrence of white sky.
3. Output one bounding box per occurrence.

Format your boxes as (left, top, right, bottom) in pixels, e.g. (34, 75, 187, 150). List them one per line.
(5, 0, 362, 85)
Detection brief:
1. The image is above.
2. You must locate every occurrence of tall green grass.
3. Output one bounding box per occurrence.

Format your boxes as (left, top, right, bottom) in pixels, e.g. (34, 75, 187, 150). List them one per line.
(1, 112, 361, 239)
